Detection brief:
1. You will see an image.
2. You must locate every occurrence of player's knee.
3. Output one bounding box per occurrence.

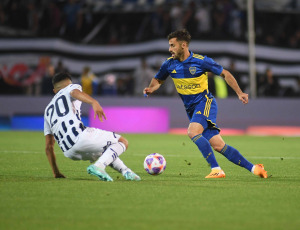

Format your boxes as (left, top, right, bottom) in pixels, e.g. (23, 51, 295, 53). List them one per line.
(212, 143, 225, 152)
(119, 136, 129, 150)
(187, 129, 202, 139)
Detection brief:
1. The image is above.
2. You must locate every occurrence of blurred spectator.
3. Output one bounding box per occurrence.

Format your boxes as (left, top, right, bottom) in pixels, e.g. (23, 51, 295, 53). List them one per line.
(207, 72, 228, 98)
(0, 3, 6, 25)
(169, 1, 184, 31)
(0, 65, 23, 94)
(195, 2, 212, 38)
(80, 66, 97, 95)
(258, 68, 282, 97)
(182, 1, 197, 37)
(41, 64, 55, 95)
(229, 2, 244, 39)
(211, 0, 230, 38)
(151, 5, 170, 38)
(55, 60, 69, 73)
(62, 0, 82, 39)
(100, 73, 118, 96)
(39, 1, 63, 36)
(117, 73, 134, 96)
(132, 57, 156, 96)
(227, 60, 246, 96)
(27, 2, 39, 34)
(295, 78, 300, 96)
(8, 1, 28, 29)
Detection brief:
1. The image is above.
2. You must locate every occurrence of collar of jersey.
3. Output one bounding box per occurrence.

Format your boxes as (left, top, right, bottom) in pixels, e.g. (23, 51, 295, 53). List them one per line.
(180, 51, 193, 63)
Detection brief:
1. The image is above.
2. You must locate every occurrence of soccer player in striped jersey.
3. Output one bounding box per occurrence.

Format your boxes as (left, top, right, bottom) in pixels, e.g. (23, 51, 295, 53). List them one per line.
(144, 29, 268, 179)
(44, 72, 140, 182)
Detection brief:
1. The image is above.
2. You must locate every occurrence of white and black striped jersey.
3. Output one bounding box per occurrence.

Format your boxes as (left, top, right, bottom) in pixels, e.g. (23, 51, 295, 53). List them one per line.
(44, 84, 86, 152)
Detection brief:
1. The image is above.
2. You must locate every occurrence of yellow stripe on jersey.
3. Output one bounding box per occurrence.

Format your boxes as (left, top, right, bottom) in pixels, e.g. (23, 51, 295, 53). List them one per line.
(193, 54, 204, 60)
(172, 73, 208, 95)
(204, 95, 213, 117)
(167, 57, 173, 60)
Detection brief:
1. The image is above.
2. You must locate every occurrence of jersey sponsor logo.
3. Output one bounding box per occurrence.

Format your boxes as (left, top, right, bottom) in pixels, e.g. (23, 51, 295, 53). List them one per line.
(176, 83, 200, 90)
(189, 67, 196, 75)
(196, 111, 201, 115)
(172, 74, 208, 95)
(172, 69, 177, 74)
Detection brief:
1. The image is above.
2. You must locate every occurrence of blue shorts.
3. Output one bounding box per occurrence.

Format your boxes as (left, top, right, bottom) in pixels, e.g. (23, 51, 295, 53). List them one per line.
(186, 96, 220, 140)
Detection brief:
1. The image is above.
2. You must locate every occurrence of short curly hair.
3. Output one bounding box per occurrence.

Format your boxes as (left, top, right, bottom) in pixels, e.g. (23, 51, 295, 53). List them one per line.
(167, 29, 191, 45)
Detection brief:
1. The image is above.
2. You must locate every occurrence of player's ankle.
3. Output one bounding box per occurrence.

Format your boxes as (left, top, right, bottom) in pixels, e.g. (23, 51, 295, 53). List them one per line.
(94, 162, 106, 170)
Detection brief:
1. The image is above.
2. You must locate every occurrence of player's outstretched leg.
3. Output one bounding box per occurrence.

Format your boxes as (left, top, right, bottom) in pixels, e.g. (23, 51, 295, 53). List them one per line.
(216, 143, 268, 178)
(110, 158, 141, 181)
(218, 144, 253, 171)
(209, 135, 268, 178)
(88, 138, 127, 182)
(191, 134, 225, 178)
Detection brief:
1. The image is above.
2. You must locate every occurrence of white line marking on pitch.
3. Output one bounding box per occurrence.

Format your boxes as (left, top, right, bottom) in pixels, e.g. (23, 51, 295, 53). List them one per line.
(1, 150, 299, 160)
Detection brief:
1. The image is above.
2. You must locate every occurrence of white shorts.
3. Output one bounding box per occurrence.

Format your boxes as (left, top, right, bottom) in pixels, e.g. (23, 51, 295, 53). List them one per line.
(64, 127, 121, 162)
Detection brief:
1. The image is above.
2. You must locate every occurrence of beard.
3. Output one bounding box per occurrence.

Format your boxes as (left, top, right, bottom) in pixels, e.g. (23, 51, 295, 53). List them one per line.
(173, 47, 184, 60)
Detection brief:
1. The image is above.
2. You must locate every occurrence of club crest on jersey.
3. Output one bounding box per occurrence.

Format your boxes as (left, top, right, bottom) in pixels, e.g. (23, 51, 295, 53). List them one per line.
(189, 67, 196, 75)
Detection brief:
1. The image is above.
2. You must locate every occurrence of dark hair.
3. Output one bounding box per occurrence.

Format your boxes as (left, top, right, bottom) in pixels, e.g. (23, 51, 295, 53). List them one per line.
(52, 72, 72, 86)
(167, 29, 191, 45)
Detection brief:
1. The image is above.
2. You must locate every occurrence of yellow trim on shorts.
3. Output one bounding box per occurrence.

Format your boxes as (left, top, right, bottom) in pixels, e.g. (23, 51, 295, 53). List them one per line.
(204, 95, 212, 117)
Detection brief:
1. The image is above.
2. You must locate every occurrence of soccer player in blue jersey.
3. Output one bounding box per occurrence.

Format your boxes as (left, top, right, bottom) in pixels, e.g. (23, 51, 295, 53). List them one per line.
(144, 29, 268, 179)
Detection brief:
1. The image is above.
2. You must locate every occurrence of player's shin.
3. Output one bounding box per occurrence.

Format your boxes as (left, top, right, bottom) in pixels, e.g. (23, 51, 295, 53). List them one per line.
(94, 142, 126, 169)
(218, 144, 253, 171)
(191, 134, 219, 169)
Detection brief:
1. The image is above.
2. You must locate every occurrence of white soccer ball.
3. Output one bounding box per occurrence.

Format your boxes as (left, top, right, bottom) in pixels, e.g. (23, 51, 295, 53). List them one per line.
(144, 153, 166, 175)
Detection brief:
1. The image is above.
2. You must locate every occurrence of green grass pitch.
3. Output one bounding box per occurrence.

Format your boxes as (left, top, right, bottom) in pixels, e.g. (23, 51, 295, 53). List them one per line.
(0, 131, 299, 230)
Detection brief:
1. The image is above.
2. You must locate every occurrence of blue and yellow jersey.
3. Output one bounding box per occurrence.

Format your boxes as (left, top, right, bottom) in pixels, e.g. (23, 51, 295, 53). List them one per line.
(155, 51, 223, 112)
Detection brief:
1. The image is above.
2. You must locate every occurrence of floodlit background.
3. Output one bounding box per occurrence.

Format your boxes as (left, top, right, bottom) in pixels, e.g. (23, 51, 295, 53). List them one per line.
(0, 0, 299, 134)
(1, 2, 300, 230)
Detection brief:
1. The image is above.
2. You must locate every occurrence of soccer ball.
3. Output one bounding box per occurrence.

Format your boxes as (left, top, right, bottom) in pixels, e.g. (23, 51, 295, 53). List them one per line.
(144, 153, 166, 175)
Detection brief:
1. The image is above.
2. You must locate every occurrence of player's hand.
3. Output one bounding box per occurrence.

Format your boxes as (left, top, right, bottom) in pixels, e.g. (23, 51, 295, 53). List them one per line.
(143, 87, 153, 97)
(238, 92, 248, 104)
(92, 103, 107, 122)
(54, 172, 66, 178)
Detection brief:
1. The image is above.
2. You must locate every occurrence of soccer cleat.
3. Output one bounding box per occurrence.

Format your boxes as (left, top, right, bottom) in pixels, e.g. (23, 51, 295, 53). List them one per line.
(87, 165, 113, 182)
(205, 169, 226, 178)
(123, 171, 141, 181)
(253, 164, 268, 178)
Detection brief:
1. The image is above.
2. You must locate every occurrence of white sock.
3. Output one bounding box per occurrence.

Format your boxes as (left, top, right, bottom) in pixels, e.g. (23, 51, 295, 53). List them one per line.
(110, 158, 130, 175)
(251, 165, 255, 174)
(212, 167, 221, 170)
(94, 142, 126, 169)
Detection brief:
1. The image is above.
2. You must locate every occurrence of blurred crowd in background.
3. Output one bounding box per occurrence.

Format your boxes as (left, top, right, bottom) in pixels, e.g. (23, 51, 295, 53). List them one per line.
(1, 0, 300, 46)
(0, 0, 300, 98)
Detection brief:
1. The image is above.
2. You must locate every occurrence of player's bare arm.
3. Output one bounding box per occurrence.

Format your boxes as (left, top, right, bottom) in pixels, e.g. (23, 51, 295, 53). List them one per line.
(70, 89, 107, 121)
(143, 78, 163, 96)
(45, 134, 65, 178)
(220, 69, 248, 104)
